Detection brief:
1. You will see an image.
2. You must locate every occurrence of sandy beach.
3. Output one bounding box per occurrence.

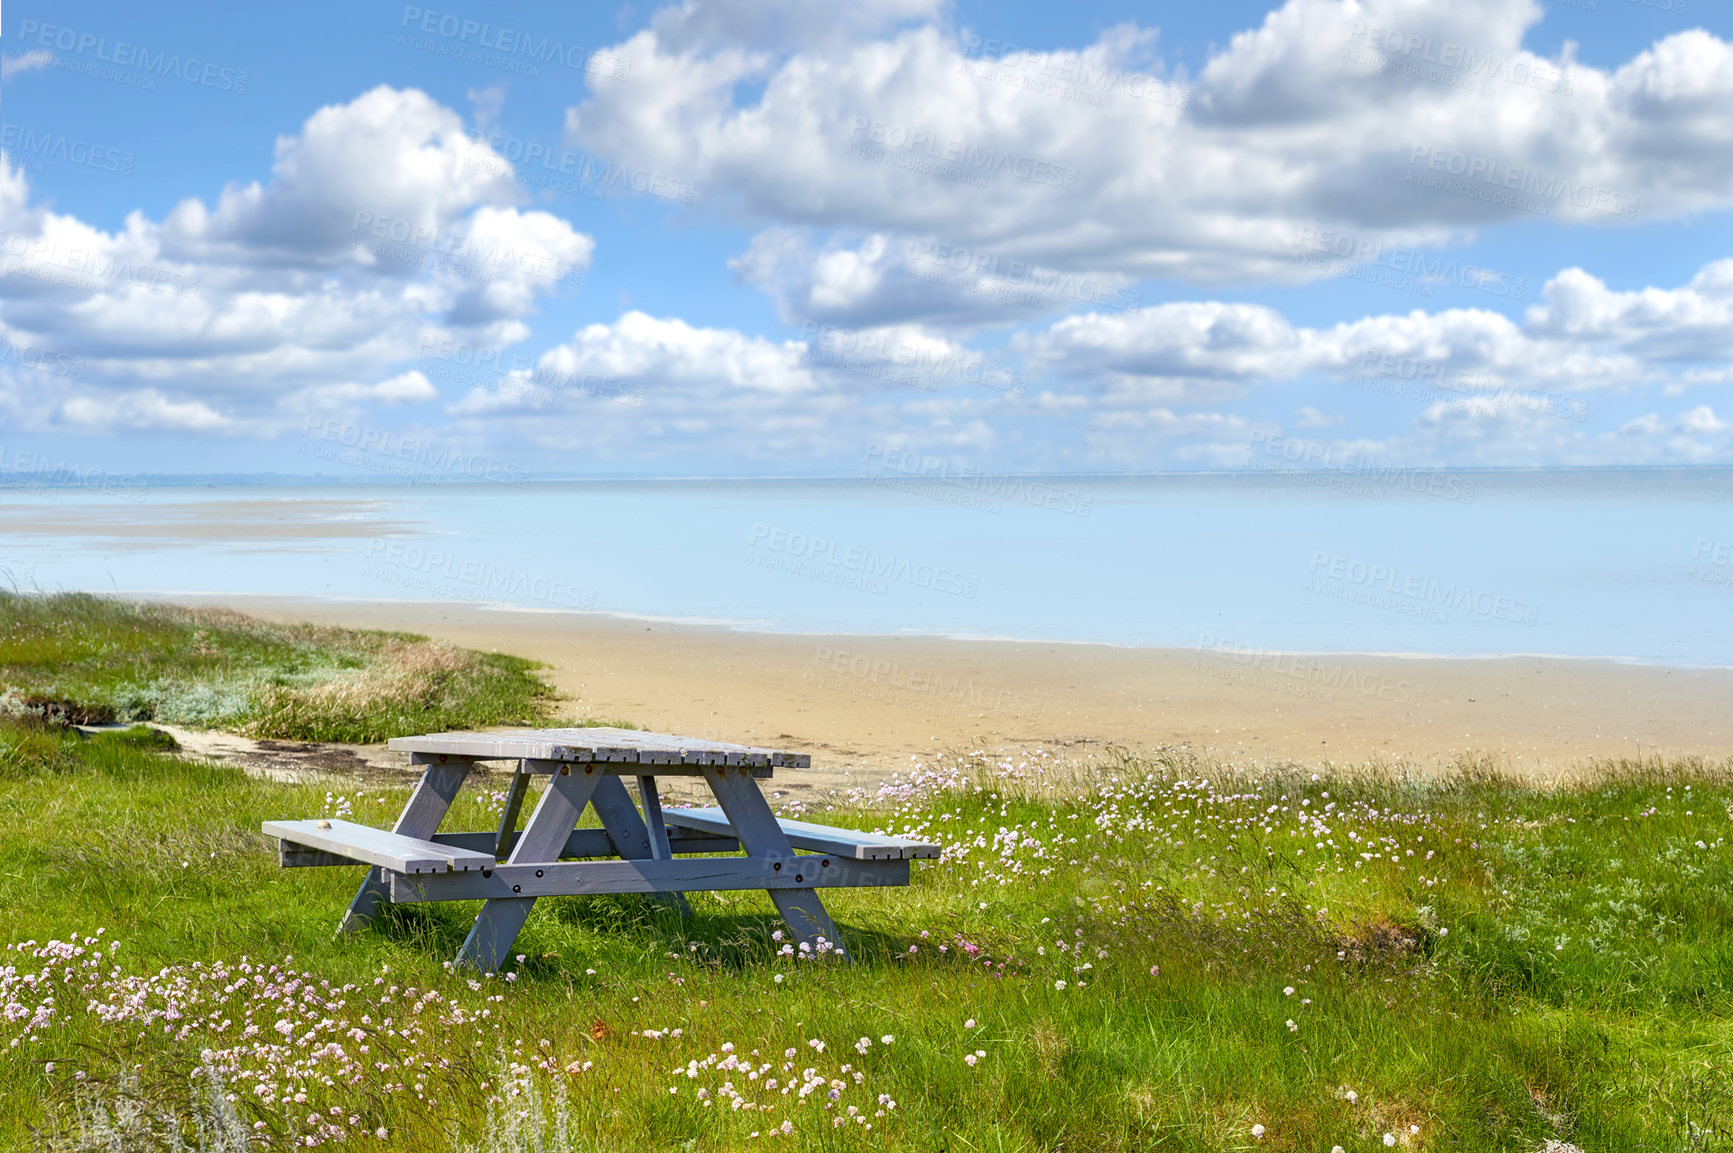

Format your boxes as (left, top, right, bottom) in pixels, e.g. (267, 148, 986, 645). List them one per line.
(163, 595, 1733, 786)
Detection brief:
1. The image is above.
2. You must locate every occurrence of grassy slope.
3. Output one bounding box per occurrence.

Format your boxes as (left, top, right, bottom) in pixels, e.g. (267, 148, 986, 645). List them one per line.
(0, 591, 555, 742)
(2, 721, 1731, 1151)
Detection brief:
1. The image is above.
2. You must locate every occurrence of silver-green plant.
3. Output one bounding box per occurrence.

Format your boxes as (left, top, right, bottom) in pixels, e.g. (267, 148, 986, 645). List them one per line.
(455, 1058, 579, 1153)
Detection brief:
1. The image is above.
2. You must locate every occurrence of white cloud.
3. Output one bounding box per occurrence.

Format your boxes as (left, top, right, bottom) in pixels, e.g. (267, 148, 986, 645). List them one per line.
(530, 310, 814, 396)
(61, 390, 233, 433)
(283, 371, 438, 413)
(1678, 405, 1728, 434)
(468, 85, 507, 133)
(1015, 256, 1733, 405)
(1296, 406, 1343, 428)
(444, 310, 1032, 466)
(567, 0, 1733, 313)
(164, 85, 520, 261)
(1, 50, 53, 80)
(732, 228, 1141, 329)
(0, 88, 591, 436)
(1525, 260, 1733, 361)
(650, 0, 942, 53)
(1020, 302, 1318, 401)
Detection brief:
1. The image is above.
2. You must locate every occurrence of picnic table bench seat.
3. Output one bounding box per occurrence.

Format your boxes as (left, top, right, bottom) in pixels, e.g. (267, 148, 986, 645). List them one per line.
(267, 820, 743, 868)
(264, 818, 497, 873)
(663, 807, 939, 861)
(263, 727, 937, 973)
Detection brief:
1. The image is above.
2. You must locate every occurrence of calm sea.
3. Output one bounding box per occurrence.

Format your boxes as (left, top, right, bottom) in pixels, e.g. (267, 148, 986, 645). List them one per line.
(2, 469, 1730, 666)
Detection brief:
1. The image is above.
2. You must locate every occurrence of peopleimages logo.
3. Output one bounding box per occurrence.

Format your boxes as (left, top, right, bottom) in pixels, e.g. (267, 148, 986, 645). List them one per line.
(1194, 634, 1427, 706)
(397, 7, 630, 78)
(747, 524, 979, 598)
(1689, 539, 1733, 589)
(362, 540, 595, 609)
(847, 118, 1081, 190)
(299, 417, 533, 486)
(15, 20, 249, 92)
(861, 445, 1093, 516)
(0, 339, 84, 379)
(1, 123, 135, 176)
(0, 229, 201, 298)
(1248, 430, 1476, 503)
(1406, 146, 1640, 219)
(352, 211, 585, 286)
(1307, 552, 1540, 626)
(909, 239, 1141, 310)
(807, 645, 1043, 722)
(1293, 229, 1526, 299)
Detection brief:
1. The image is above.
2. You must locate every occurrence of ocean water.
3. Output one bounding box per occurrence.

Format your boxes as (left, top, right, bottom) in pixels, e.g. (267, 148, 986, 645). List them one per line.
(2, 469, 1731, 666)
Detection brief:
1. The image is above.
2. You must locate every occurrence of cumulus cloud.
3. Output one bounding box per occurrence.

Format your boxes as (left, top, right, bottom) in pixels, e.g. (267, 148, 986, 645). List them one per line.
(566, 0, 1733, 327)
(732, 228, 1142, 329)
(1014, 255, 1733, 405)
(1, 50, 53, 80)
(162, 86, 520, 261)
(1678, 405, 1728, 434)
(1020, 302, 1319, 401)
(284, 371, 439, 413)
(528, 310, 814, 396)
(437, 249, 1733, 469)
(1296, 406, 1343, 429)
(0, 87, 591, 435)
(443, 310, 1032, 466)
(1525, 260, 1733, 361)
(61, 390, 233, 433)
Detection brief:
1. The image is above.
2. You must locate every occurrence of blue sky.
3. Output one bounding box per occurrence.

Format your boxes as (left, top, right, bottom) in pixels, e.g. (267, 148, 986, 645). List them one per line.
(1, 0, 1730, 478)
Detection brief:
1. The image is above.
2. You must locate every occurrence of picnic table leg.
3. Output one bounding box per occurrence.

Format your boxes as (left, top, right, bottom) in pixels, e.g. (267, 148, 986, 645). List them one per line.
(591, 776, 692, 916)
(457, 762, 601, 974)
(702, 766, 844, 958)
(341, 758, 471, 935)
(491, 764, 532, 859)
(637, 776, 673, 860)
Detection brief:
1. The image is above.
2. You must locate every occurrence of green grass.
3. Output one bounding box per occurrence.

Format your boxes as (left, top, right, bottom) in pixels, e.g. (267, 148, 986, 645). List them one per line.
(0, 591, 556, 742)
(2, 719, 1732, 1151)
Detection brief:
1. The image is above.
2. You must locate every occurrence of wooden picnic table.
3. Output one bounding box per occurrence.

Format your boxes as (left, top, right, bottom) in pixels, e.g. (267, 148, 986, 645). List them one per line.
(263, 728, 938, 973)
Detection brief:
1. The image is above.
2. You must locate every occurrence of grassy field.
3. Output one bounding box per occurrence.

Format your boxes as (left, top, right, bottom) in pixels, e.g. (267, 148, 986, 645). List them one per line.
(3, 709, 1732, 1151)
(0, 592, 555, 742)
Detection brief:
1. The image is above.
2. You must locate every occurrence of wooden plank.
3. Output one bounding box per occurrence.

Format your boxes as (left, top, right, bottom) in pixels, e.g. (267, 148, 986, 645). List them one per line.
(281, 845, 354, 868)
(388, 756, 771, 779)
(387, 727, 809, 769)
(447, 829, 739, 858)
(491, 767, 531, 859)
(265, 819, 495, 874)
(389, 855, 909, 902)
(664, 807, 941, 861)
(282, 829, 740, 865)
(637, 776, 673, 860)
(589, 776, 657, 859)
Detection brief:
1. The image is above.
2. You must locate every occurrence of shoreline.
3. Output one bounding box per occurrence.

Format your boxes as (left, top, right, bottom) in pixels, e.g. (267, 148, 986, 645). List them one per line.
(144, 592, 1733, 781)
(92, 588, 1733, 672)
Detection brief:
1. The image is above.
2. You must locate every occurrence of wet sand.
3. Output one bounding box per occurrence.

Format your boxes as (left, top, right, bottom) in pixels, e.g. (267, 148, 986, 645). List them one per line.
(159, 595, 1733, 786)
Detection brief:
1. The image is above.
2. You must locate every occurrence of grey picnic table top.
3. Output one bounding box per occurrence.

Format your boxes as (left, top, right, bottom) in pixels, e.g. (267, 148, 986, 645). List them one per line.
(387, 727, 810, 768)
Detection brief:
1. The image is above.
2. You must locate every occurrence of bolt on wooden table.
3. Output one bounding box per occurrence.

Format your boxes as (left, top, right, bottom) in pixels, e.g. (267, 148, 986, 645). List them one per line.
(263, 728, 938, 973)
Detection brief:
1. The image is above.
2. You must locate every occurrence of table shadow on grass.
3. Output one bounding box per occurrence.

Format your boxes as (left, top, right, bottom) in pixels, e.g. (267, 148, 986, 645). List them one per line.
(363, 891, 912, 975)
